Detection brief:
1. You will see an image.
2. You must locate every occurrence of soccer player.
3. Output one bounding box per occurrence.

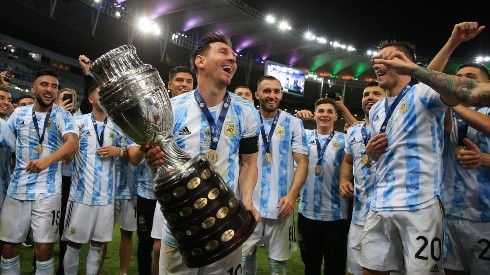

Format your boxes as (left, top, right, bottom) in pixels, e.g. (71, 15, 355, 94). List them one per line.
(339, 81, 386, 275)
(242, 75, 308, 274)
(0, 69, 79, 274)
(298, 97, 348, 275)
(143, 32, 261, 274)
(62, 84, 128, 274)
(362, 40, 458, 274)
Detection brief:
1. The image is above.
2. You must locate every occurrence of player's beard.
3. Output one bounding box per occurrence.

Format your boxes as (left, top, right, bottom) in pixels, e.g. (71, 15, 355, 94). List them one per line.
(35, 92, 54, 109)
(259, 99, 280, 113)
(93, 100, 106, 114)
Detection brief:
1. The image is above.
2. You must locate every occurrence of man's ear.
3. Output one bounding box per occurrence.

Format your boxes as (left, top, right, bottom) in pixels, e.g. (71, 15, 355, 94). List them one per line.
(195, 55, 205, 69)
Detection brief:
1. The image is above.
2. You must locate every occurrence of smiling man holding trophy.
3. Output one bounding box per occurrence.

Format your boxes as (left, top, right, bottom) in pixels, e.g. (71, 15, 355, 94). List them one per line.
(90, 32, 261, 273)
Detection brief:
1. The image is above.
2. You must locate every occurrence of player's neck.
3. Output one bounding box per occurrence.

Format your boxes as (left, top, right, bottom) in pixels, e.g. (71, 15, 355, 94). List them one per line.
(197, 83, 227, 108)
(388, 78, 412, 97)
(364, 115, 369, 125)
(260, 109, 278, 119)
(92, 110, 107, 122)
(34, 102, 53, 113)
(317, 126, 333, 135)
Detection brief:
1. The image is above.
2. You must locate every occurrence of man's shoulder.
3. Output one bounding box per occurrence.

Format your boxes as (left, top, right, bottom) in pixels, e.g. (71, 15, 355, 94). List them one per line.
(170, 90, 193, 105)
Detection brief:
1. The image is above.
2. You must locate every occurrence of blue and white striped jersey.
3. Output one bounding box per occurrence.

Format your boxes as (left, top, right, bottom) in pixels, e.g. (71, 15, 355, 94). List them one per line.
(0, 118, 15, 208)
(0, 118, 15, 149)
(70, 114, 127, 205)
(137, 160, 156, 200)
(442, 107, 490, 222)
(61, 112, 81, 177)
(299, 129, 347, 221)
(343, 122, 376, 225)
(7, 104, 77, 200)
(171, 91, 260, 194)
(255, 111, 308, 219)
(115, 159, 139, 200)
(163, 90, 260, 247)
(368, 83, 445, 211)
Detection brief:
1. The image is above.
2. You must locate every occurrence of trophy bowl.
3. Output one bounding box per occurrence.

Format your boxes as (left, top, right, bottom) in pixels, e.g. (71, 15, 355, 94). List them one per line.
(90, 45, 256, 267)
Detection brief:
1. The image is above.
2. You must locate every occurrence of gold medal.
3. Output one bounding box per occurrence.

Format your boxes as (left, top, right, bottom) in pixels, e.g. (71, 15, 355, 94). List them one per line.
(265, 152, 272, 163)
(314, 165, 322, 175)
(362, 155, 370, 165)
(205, 149, 218, 164)
(36, 144, 43, 154)
(455, 146, 464, 155)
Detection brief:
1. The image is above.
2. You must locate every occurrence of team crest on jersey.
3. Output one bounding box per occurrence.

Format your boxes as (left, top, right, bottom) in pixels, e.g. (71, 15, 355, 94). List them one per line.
(276, 125, 285, 137)
(109, 131, 115, 139)
(46, 121, 53, 130)
(399, 100, 408, 114)
(204, 129, 211, 137)
(70, 227, 76, 235)
(224, 123, 237, 137)
(332, 141, 340, 150)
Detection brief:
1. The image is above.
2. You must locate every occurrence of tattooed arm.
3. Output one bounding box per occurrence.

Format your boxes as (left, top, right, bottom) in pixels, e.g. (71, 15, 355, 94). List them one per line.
(372, 52, 490, 107)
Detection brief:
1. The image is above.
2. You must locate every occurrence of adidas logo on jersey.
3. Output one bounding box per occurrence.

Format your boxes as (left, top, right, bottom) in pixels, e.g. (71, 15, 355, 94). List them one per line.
(309, 140, 316, 144)
(178, 127, 191, 135)
(429, 264, 439, 272)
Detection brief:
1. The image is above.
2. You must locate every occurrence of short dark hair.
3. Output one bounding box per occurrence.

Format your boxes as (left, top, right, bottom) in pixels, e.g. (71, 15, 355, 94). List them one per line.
(457, 62, 490, 80)
(377, 40, 417, 62)
(0, 87, 9, 94)
(257, 75, 281, 88)
(190, 33, 233, 73)
(169, 66, 193, 80)
(35, 68, 59, 80)
(315, 97, 337, 112)
(15, 93, 34, 102)
(234, 85, 251, 92)
(87, 83, 99, 95)
(365, 80, 379, 88)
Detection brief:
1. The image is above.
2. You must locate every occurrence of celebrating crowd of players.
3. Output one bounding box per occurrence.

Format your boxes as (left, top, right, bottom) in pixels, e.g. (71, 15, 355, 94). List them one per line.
(0, 21, 489, 275)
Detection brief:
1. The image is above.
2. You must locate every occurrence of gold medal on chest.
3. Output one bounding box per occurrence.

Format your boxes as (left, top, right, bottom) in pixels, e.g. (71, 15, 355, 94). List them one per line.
(205, 149, 218, 164)
(314, 165, 322, 175)
(265, 152, 272, 163)
(362, 155, 370, 165)
(37, 144, 43, 154)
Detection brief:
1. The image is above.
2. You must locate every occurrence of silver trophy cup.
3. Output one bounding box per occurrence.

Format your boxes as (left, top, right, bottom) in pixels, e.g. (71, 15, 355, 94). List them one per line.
(90, 45, 255, 268)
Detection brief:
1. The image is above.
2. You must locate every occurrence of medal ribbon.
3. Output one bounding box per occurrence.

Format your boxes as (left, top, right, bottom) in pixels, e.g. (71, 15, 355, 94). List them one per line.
(379, 80, 415, 133)
(194, 90, 231, 151)
(315, 130, 335, 166)
(361, 123, 371, 146)
(91, 114, 108, 147)
(454, 107, 481, 146)
(259, 110, 281, 155)
(32, 106, 52, 149)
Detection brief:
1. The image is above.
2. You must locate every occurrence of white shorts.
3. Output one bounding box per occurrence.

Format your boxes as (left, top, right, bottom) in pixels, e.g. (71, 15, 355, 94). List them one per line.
(242, 215, 298, 261)
(114, 199, 137, 232)
(443, 217, 490, 274)
(160, 241, 242, 275)
(0, 194, 61, 243)
(360, 201, 443, 274)
(151, 201, 164, 239)
(347, 222, 363, 275)
(62, 201, 114, 243)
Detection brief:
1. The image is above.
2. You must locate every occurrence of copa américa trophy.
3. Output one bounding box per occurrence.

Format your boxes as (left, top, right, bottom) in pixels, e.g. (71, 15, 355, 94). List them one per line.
(90, 45, 255, 268)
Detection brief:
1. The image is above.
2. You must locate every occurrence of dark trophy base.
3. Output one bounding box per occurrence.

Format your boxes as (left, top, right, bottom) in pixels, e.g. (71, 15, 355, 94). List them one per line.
(154, 157, 256, 268)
